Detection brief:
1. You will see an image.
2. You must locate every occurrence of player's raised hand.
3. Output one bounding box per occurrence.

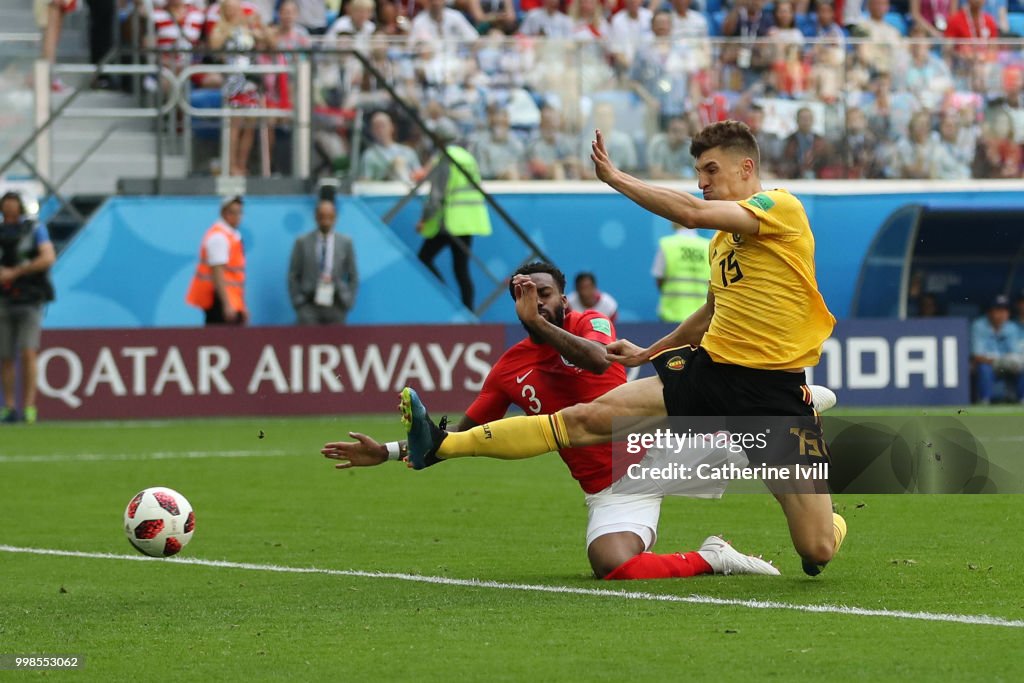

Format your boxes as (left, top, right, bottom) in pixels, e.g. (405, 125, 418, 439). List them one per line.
(512, 274, 541, 325)
(321, 432, 388, 469)
(590, 129, 618, 184)
(606, 339, 650, 367)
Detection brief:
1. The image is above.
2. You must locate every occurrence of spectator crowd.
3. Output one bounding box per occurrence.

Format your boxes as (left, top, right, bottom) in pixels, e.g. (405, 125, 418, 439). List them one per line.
(93, 1, 1024, 178)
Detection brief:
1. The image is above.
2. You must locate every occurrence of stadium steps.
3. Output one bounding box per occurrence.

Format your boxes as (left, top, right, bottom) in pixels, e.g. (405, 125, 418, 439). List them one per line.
(49, 89, 187, 196)
(0, 3, 43, 36)
(24, 3, 191, 196)
(0, 10, 38, 35)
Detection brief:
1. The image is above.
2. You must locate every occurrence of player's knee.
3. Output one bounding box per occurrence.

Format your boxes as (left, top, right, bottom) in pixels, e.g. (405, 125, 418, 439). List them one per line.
(798, 536, 835, 566)
(589, 557, 618, 579)
(587, 536, 641, 579)
(588, 547, 634, 579)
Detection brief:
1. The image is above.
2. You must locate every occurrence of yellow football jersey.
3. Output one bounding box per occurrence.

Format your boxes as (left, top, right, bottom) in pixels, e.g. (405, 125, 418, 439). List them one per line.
(701, 189, 835, 370)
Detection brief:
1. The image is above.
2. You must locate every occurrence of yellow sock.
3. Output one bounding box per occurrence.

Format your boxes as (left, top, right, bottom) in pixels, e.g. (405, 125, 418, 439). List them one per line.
(833, 513, 847, 554)
(438, 413, 571, 460)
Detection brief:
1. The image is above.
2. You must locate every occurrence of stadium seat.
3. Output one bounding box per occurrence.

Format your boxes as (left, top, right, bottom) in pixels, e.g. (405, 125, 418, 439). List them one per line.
(884, 11, 908, 35)
(710, 9, 728, 37)
(798, 12, 818, 37)
(190, 88, 222, 141)
(1009, 12, 1024, 36)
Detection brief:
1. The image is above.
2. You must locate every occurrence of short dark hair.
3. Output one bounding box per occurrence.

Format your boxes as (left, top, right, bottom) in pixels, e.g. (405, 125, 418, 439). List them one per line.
(509, 261, 566, 299)
(1, 191, 25, 215)
(574, 272, 596, 288)
(690, 120, 760, 168)
(666, 116, 689, 132)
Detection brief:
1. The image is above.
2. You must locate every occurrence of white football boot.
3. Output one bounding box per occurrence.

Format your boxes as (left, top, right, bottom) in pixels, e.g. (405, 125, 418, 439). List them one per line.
(809, 385, 837, 413)
(697, 536, 781, 576)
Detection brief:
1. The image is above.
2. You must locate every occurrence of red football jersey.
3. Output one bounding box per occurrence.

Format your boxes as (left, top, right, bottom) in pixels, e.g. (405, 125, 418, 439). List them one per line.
(464, 310, 626, 494)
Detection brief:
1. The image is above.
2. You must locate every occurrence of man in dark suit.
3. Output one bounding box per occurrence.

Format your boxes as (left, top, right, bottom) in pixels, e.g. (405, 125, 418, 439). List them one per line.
(288, 200, 358, 324)
(779, 107, 836, 179)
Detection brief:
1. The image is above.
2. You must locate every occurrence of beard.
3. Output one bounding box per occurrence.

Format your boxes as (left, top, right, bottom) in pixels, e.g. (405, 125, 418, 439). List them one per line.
(521, 304, 565, 340)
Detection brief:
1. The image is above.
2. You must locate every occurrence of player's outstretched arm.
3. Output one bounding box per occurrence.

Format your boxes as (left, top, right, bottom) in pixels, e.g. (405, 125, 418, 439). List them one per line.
(322, 432, 390, 469)
(322, 415, 480, 470)
(591, 130, 759, 235)
(650, 294, 715, 351)
(608, 292, 715, 366)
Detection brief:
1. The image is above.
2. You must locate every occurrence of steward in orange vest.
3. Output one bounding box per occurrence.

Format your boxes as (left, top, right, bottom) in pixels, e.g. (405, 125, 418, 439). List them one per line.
(186, 195, 248, 325)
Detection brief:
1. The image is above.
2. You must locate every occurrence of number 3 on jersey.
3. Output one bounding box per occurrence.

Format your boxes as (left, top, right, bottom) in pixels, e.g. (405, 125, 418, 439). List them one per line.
(521, 384, 542, 413)
(718, 250, 744, 286)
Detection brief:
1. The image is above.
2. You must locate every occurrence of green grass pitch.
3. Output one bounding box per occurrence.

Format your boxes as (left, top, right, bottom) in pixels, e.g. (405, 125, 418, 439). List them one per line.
(1, 410, 1022, 680)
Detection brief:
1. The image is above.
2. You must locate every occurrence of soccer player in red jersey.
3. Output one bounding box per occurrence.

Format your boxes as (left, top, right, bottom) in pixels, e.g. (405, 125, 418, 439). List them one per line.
(322, 262, 780, 580)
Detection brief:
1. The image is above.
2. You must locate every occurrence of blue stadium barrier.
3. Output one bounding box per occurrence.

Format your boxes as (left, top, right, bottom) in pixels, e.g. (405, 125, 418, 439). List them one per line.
(45, 189, 1024, 328)
(363, 188, 1024, 325)
(46, 196, 475, 328)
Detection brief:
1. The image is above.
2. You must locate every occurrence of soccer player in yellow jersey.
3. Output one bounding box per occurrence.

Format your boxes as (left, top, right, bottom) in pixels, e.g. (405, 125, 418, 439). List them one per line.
(398, 121, 846, 577)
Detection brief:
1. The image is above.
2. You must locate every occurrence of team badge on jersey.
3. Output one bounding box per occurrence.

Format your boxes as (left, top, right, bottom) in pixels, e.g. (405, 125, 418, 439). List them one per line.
(665, 355, 686, 371)
(590, 318, 611, 335)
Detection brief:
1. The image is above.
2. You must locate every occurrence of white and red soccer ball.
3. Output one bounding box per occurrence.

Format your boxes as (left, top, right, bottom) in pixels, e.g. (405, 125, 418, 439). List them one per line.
(123, 487, 195, 557)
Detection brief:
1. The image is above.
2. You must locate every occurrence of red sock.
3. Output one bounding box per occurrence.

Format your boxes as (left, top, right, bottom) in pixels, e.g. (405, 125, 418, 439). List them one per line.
(604, 551, 713, 580)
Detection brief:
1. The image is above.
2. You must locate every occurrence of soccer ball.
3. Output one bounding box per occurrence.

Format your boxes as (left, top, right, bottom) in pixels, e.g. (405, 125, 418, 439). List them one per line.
(123, 487, 195, 557)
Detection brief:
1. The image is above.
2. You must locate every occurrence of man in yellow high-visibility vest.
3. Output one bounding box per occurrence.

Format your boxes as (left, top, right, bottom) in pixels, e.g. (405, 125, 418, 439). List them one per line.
(652, 222, 711, 323)
(417, 121, 492, 310)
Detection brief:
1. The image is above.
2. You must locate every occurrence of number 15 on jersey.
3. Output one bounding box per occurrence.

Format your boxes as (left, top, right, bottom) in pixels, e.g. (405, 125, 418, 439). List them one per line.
(718, 250, 744, 286)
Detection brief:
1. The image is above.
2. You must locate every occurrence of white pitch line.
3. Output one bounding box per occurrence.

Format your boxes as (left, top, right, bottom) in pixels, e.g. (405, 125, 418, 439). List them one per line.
(0, 450, 295, 464)
(2, 544, 1021, 629)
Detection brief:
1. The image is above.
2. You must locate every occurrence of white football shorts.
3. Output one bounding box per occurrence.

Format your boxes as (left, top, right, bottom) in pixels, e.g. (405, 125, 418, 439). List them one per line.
(584, 442, 747, 550)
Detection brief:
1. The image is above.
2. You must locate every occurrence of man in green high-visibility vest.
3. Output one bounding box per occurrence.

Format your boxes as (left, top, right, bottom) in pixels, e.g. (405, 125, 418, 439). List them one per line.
(652, 222, 711, 322)
(416, 121, 493, 311)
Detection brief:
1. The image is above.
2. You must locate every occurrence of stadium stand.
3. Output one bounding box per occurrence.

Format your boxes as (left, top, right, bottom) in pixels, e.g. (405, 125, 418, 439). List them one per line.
(4, 0, 1024, 198)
